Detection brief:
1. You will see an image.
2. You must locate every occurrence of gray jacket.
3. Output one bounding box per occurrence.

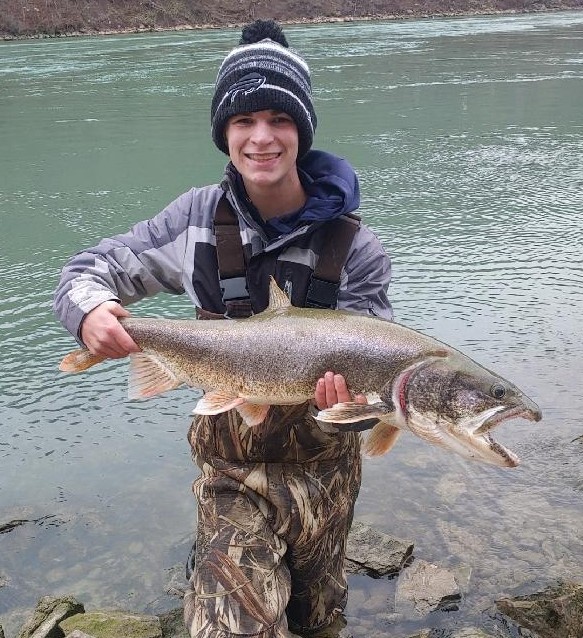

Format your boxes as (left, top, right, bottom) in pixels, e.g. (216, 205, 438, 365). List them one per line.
(53, 155, 393, 342)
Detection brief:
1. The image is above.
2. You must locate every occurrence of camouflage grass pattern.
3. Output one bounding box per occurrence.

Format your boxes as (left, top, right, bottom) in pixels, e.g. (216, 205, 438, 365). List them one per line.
(184, 403, 361, 637)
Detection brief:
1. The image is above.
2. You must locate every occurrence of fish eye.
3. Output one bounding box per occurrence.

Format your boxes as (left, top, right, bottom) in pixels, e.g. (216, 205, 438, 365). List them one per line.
(491, 383, 507, 400)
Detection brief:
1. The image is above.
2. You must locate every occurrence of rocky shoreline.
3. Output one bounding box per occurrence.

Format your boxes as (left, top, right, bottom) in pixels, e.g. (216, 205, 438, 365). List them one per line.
(2, 521, 582, 638)
(0, 9, 570, 41)
(1, 0, 582, 40)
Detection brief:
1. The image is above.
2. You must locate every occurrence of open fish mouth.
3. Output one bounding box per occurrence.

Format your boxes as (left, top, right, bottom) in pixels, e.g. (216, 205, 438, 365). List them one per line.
(475, 404, 542, 436)
(468, 404, 542, 467)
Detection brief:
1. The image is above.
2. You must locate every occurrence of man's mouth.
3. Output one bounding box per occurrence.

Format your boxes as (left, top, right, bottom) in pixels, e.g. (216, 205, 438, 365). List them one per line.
(246, 152, 281, 162)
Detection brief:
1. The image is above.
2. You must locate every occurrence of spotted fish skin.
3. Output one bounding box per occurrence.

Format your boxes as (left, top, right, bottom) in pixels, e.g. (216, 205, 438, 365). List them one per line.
(59, 279, 542, 467)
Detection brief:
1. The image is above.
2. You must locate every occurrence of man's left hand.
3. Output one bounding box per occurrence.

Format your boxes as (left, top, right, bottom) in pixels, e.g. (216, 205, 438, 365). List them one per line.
(314, 371, 367, 411)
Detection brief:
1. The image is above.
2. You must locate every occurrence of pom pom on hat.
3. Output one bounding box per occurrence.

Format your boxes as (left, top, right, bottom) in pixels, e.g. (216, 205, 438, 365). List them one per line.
(211, 20, 317, 159)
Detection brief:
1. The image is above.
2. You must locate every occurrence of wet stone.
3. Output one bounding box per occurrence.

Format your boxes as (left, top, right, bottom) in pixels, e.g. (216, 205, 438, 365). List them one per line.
(395, 559, 462, 617)
(158, 608, 189, 638)
(405, 629, 495, 637)
(345, 520, 414, 578)
(60, 611, 162, 638)
(495, 581, 583, 638)
(16, 595, 85, 638)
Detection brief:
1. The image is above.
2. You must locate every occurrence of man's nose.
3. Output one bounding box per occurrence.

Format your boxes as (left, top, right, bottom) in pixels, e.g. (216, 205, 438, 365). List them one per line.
(250, 121, 274, 145)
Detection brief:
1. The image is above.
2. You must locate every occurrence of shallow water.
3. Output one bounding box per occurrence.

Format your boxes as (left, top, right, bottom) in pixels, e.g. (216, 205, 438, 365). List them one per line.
(1, 11, 583, 636)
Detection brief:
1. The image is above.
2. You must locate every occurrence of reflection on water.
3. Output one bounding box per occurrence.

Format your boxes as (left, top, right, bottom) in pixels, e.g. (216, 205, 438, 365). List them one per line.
(1, 10, 583, 636)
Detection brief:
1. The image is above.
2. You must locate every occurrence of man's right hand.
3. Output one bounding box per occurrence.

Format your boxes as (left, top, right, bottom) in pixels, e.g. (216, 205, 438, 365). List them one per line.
(80, 301, 140, 359)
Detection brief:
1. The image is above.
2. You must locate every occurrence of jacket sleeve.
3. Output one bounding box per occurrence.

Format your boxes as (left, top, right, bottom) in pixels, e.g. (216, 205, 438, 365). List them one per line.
(337, 224, 393, 320)
(53, 190, 196, 343)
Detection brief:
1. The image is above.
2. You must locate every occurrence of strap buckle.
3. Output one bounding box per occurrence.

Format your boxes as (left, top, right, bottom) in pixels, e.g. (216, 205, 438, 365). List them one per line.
(305, 277, 340, 309)
(220, 276, 249, 302)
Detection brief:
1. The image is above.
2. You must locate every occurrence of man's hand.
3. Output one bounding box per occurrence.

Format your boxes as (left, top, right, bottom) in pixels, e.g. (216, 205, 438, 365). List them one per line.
(80, 301, 140, 359)
(314, 371, 367, 411)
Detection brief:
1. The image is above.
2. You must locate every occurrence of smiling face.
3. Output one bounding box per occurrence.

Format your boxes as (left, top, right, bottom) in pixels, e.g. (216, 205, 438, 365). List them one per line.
(225, 109, 305, 217)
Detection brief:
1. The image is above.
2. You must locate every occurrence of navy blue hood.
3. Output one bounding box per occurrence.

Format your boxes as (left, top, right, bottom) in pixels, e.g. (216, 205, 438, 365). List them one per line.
(228, 150, 360, 239)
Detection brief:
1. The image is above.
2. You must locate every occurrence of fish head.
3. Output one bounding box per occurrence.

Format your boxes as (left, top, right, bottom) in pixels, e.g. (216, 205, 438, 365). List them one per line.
(398, 355, 542, 467)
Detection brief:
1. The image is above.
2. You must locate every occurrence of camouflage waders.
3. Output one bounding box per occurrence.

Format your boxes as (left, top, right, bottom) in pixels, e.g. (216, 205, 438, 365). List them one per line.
(184, 403, 361, 638)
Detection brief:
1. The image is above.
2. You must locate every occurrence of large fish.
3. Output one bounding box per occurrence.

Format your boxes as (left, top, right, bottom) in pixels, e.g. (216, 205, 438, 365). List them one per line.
(60, 279, 541, 467)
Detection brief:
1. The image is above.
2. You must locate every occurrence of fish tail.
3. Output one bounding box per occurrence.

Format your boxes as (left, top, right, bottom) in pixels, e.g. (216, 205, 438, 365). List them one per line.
(59, 349, 107, 373)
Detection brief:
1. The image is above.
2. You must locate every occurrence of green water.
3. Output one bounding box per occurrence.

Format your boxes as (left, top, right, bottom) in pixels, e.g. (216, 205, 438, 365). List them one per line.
(1, 11, 582, 636)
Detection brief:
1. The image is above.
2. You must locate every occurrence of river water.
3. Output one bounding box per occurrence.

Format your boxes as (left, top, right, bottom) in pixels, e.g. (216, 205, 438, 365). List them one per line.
(1, 11, 582, 637)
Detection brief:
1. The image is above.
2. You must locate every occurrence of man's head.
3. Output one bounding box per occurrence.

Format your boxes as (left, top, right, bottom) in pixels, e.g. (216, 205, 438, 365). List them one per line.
(211, 20, 317, 159)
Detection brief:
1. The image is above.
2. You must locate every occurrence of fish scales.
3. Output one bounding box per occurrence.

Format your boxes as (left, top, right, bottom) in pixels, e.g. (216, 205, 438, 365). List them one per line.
(120, 309, 439, 403)
(59, 279, 542, 467)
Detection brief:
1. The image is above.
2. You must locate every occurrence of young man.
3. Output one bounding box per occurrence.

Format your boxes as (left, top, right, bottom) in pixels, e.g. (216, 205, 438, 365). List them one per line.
(53, 20, 392, 638)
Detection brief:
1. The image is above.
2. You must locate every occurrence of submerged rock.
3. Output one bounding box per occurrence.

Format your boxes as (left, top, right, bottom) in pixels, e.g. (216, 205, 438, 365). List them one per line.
(16, 595, 84, 638)
(495, 581, 583, 638)
(395, 559, 462, 616)
(60, 611, 162, 638)
(406, 630, 495, 638)
(344, 520, 414, 577)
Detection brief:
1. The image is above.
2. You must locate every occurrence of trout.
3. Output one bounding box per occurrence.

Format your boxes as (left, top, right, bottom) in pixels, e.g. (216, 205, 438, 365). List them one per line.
(60, 279, 541, 467)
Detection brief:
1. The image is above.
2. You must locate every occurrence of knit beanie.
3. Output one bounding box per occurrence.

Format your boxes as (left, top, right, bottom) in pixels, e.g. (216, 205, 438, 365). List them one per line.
(211, 20, 317, 159)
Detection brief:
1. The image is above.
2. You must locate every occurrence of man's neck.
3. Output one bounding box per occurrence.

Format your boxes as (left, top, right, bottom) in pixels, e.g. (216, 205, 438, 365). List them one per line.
(245, 176, 307, 221)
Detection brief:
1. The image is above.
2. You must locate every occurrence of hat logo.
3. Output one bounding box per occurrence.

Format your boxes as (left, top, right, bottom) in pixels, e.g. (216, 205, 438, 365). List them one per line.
(226, 73, 266, 104)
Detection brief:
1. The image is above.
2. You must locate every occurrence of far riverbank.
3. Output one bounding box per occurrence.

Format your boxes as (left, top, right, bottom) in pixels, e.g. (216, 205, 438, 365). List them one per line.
(2, 0, 582, 40)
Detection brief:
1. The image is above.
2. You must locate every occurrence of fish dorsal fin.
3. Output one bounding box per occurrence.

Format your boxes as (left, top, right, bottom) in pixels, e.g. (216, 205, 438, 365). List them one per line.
(267, 276, 292, 311)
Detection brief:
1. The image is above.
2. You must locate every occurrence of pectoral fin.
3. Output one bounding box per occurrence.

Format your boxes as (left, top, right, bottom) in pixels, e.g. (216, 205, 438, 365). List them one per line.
(316, 401, 393, 424)
(363, 423, 401, 457)
(128, 352, 182, 399)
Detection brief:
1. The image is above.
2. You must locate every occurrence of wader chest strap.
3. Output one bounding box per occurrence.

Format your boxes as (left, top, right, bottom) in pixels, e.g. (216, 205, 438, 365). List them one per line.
(305, 214, 360, 309)
(215, 195, 360, 313)
(214, 196, 253, 318)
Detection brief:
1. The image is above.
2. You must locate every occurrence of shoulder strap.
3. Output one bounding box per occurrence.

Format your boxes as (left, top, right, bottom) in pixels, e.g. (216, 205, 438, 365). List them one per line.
(215, 195, 360, 313)
(305, 213, 361, 309)
(214, 195, 253, 318)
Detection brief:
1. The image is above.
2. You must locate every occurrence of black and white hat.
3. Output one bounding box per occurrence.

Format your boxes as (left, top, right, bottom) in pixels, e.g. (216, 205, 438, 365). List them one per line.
(211, 20, 317, 159)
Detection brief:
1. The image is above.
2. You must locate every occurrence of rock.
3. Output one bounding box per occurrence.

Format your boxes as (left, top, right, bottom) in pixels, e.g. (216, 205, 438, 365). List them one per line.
(395, 559, 462, 616)
(405, 629, 495, 637)
(344, 520, 414, 577)
(495, 581, 583, 638)
(1, 624, 5, 638)
(16, 595, 85, 638)
(158, 609, 189, 638)
(64, 632, 96, 638)
(60, 611, 162, 638)
(164, 564, 187, 598)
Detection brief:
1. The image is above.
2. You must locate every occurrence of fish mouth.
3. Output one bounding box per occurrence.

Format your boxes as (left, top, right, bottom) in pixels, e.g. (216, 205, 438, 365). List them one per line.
(469, 404, 542, 468)
(407, 401, 540, 468)
(475, 404, 542, 436)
